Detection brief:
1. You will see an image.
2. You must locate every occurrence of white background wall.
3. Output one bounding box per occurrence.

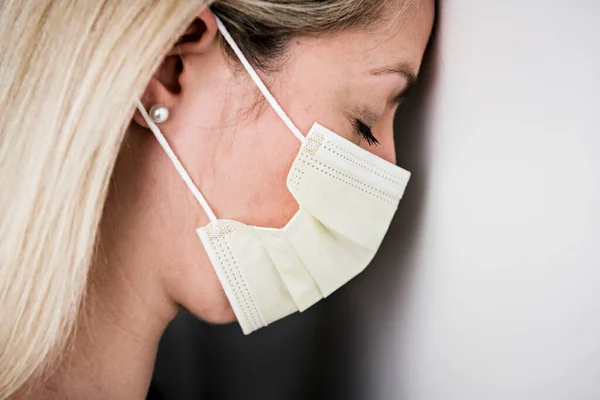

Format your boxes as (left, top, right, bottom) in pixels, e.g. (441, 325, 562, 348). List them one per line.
(362, 1, 600, 399)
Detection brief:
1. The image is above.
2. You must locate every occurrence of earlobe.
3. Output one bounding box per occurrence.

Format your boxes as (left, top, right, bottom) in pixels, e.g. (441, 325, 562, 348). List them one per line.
(133, 75, 176, 129)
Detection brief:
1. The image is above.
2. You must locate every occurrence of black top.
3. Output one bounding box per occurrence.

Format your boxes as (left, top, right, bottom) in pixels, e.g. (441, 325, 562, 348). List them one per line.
(146, 380, 166, 400)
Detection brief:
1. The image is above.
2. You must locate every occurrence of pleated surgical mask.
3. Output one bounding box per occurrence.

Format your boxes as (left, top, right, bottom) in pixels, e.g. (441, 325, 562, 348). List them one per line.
(135, 17, 411, 334)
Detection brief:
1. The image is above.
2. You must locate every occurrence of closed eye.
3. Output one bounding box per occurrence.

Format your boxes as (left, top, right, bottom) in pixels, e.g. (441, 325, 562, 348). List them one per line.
(354, 119, 379, 146)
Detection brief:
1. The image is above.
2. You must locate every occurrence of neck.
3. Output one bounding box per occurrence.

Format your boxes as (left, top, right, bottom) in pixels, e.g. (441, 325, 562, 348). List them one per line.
(27, 232, 178, 399)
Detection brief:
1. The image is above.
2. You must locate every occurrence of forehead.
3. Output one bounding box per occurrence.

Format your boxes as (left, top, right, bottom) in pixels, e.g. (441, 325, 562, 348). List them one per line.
(295, 0, 434, 73)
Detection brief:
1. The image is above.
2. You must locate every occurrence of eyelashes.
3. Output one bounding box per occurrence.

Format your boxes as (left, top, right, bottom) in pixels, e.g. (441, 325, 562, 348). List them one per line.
(346, 107, 380, 146)
(353, 119, 380, 146)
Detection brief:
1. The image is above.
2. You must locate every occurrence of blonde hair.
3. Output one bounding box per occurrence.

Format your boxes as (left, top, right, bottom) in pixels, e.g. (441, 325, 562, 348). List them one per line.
(0, 0, 405, 397)
(0, 1, 208, 397)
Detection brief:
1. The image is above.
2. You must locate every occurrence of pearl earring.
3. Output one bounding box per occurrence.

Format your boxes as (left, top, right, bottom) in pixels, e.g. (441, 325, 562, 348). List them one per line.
(149, 104, 169, 124)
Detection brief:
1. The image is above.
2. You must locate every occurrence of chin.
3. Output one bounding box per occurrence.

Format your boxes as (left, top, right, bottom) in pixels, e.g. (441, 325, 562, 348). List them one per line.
(202, 308, 237, 325)
(189, 293, 237, 325)
(176, 262, 238, 325)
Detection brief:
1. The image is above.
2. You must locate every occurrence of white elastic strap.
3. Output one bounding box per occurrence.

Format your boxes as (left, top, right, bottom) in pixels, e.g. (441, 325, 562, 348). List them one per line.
(215, 17, 306, 143)
(135, 99, 217, 222)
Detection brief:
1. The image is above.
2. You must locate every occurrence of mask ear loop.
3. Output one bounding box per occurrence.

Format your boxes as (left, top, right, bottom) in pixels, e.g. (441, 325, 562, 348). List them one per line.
(215, 17, 306, 143)
(135, 99, 217, 223)
(135, 17, 302, 223)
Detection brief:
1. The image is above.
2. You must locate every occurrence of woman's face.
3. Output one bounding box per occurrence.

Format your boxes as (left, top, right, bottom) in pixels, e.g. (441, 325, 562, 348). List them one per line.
(114, 1, 434, 324)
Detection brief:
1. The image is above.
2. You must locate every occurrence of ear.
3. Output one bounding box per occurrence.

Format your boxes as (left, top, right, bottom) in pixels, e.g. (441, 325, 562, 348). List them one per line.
(133, 8, 219, 128)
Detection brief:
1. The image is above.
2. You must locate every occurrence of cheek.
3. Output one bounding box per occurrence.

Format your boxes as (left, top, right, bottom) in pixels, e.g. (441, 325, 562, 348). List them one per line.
(239, 157, 300, 228)
(207, 118, 302, 229)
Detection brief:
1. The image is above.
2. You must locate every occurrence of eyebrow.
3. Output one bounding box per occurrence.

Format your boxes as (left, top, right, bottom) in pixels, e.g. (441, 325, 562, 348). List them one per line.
(370, 62, 418, 104)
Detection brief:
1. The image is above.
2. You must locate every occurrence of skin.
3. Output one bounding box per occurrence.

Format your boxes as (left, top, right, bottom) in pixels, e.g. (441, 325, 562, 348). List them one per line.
(30, 2, 434, 399)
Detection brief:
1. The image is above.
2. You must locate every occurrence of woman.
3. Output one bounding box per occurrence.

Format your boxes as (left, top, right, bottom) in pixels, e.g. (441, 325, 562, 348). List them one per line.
(0, 1, 434, 398)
